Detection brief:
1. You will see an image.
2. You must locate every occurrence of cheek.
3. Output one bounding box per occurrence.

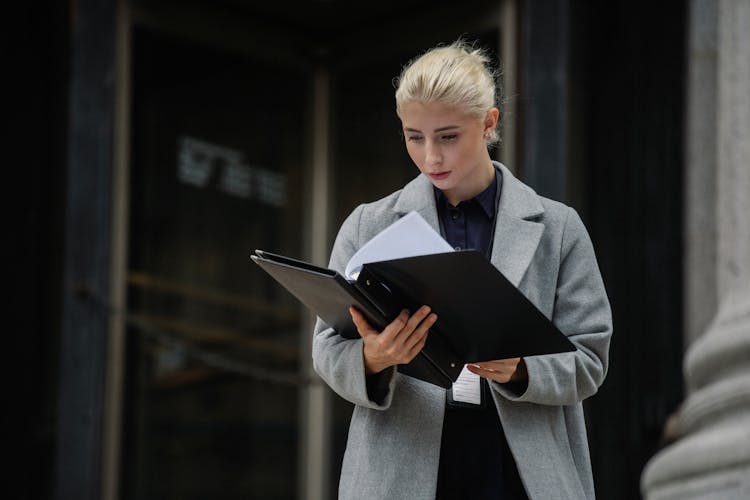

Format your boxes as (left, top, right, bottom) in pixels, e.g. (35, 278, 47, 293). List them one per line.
(458, 137, 482, 160)
(405, 144, 423, 165)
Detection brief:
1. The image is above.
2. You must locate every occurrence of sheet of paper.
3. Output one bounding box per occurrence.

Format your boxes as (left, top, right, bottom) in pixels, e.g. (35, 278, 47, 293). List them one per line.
(344, 211, 454, 280)
(451, 365, 481, 405)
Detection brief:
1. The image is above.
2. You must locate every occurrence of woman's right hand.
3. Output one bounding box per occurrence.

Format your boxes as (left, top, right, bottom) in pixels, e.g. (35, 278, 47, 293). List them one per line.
(349, 305, 437, 375)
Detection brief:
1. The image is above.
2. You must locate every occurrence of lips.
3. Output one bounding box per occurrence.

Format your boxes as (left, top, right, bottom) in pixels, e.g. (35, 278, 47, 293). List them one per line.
(428, 171, 450, 181)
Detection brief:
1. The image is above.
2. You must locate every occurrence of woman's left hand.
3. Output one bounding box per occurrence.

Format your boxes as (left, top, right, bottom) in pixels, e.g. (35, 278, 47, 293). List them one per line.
(466, 357, 528, 384)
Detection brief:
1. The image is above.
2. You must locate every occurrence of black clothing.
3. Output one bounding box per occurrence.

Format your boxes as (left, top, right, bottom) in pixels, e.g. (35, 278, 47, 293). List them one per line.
(434, 167, 528, 500)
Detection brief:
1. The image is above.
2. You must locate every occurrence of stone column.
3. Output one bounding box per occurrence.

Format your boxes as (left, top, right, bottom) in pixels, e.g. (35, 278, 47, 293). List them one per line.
(641, 0, 750, 498)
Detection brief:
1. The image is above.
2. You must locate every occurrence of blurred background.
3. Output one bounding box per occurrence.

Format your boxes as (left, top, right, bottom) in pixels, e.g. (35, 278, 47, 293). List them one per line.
(13, 0, 750, 499)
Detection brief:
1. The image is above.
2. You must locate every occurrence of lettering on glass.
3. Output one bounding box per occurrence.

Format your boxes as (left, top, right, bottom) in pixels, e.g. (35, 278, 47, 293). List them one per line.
(177, 135, 286, 207)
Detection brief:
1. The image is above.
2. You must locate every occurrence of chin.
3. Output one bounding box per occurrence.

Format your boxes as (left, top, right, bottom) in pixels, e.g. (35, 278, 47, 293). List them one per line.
(430, 179, 458, 194)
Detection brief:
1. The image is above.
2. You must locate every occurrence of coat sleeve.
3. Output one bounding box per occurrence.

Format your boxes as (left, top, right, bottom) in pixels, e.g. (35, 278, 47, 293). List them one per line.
(492, 206, 613, 406)
(311, 204, 398, 409)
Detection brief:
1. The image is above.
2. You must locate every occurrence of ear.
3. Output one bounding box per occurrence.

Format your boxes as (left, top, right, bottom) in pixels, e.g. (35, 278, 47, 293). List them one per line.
(484, 107, 500, 135)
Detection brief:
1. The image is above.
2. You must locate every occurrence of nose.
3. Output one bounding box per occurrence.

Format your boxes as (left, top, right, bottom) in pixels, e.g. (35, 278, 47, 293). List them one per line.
(425, 141, 442, 167)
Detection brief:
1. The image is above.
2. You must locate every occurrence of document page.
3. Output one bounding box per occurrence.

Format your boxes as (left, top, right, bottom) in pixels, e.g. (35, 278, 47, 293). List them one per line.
(344, 211, 453, 280)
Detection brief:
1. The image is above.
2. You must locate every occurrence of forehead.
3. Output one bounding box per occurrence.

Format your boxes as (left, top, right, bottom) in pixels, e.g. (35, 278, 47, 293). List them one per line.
(400, 101, 478, 130)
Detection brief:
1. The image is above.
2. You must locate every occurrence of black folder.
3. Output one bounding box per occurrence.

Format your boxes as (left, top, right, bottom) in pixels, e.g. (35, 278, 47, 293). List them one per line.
(251, 249, 575, 388)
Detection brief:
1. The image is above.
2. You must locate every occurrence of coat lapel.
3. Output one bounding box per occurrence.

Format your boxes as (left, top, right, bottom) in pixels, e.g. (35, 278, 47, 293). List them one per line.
(392, 173, 441, 234)
(393, 163, 545, 288)
(491, 212, 544, 287)
(490, 163, 545, 287)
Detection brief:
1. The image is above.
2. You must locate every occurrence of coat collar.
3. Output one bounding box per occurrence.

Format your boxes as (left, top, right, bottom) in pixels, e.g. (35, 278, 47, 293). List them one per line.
(392, 162, 545, 287)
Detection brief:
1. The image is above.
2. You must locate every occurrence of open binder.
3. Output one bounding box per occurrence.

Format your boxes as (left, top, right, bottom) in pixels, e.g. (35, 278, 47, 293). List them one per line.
(251, 249, 575, 388)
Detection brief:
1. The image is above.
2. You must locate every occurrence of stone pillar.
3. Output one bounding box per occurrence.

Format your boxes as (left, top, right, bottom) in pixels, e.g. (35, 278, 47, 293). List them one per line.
(641, 0, 750, 498)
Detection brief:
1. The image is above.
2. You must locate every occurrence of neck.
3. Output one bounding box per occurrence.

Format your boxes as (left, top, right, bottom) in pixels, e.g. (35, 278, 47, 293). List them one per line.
(444, 159, 496, 206)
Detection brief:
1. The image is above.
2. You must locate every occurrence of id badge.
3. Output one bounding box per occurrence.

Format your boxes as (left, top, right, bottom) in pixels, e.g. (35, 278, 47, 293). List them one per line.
(447, 365, 484, 408)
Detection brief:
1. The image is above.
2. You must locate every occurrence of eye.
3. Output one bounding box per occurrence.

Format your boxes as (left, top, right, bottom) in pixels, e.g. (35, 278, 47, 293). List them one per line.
(441, 134, 458, 142)
(407, 135, 424, 143)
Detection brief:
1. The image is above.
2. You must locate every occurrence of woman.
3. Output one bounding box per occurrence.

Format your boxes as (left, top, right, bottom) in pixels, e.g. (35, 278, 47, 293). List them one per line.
(312, 41, 612, 500)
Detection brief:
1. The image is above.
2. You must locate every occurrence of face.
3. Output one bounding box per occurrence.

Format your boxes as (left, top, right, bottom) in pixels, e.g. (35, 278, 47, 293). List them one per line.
(400, 101, 498, 206)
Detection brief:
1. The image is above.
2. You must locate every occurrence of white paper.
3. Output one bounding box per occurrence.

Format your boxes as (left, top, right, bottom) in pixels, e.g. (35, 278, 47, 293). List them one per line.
(344, 211, 454, 280)
(451, 365, 481, 405)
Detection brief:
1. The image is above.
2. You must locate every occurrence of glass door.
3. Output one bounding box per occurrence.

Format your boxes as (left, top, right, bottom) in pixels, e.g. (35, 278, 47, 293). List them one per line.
(123, 26, 308, 499)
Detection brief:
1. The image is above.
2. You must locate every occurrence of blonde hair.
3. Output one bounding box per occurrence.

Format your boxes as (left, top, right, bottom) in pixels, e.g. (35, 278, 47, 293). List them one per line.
(394, 40, 501, 145)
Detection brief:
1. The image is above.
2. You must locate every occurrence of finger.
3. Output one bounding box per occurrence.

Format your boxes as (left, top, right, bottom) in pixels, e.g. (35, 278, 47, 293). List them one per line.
(349, 307, 376, 338)
(473, 363, 501, 373)
(404, 313, 437, 351)
(467, 363, 503, 375)
(387, 310, 430, 365)
(396, 310, 435, 364)
(467, 364, 513, 383)
(469, 360, 522, 382)
(348, 306, 366, 329)
(381, 309, 410, 341)
(471, 364, 514, 377)
(472, 358, 520, 372)
(398, 305, 431, 340)
(406, 328, 429, 360)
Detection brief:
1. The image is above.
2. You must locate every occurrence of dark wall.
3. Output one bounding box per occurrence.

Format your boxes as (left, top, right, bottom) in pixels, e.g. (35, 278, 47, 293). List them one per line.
(10, 2, 69, 499)
(517, 1, 685, 497)
(570, 1, 686, 498)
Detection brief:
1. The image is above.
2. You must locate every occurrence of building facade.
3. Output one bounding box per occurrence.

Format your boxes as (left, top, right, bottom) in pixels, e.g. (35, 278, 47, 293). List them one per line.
(19, 1, 748, 499)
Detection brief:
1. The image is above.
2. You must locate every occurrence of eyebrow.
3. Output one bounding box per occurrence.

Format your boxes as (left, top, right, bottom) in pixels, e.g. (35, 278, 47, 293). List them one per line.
(403, 125, 460, 133)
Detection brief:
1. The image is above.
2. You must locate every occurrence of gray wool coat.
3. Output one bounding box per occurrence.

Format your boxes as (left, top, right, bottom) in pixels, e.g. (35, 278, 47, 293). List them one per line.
(312, 162, 613, 500)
